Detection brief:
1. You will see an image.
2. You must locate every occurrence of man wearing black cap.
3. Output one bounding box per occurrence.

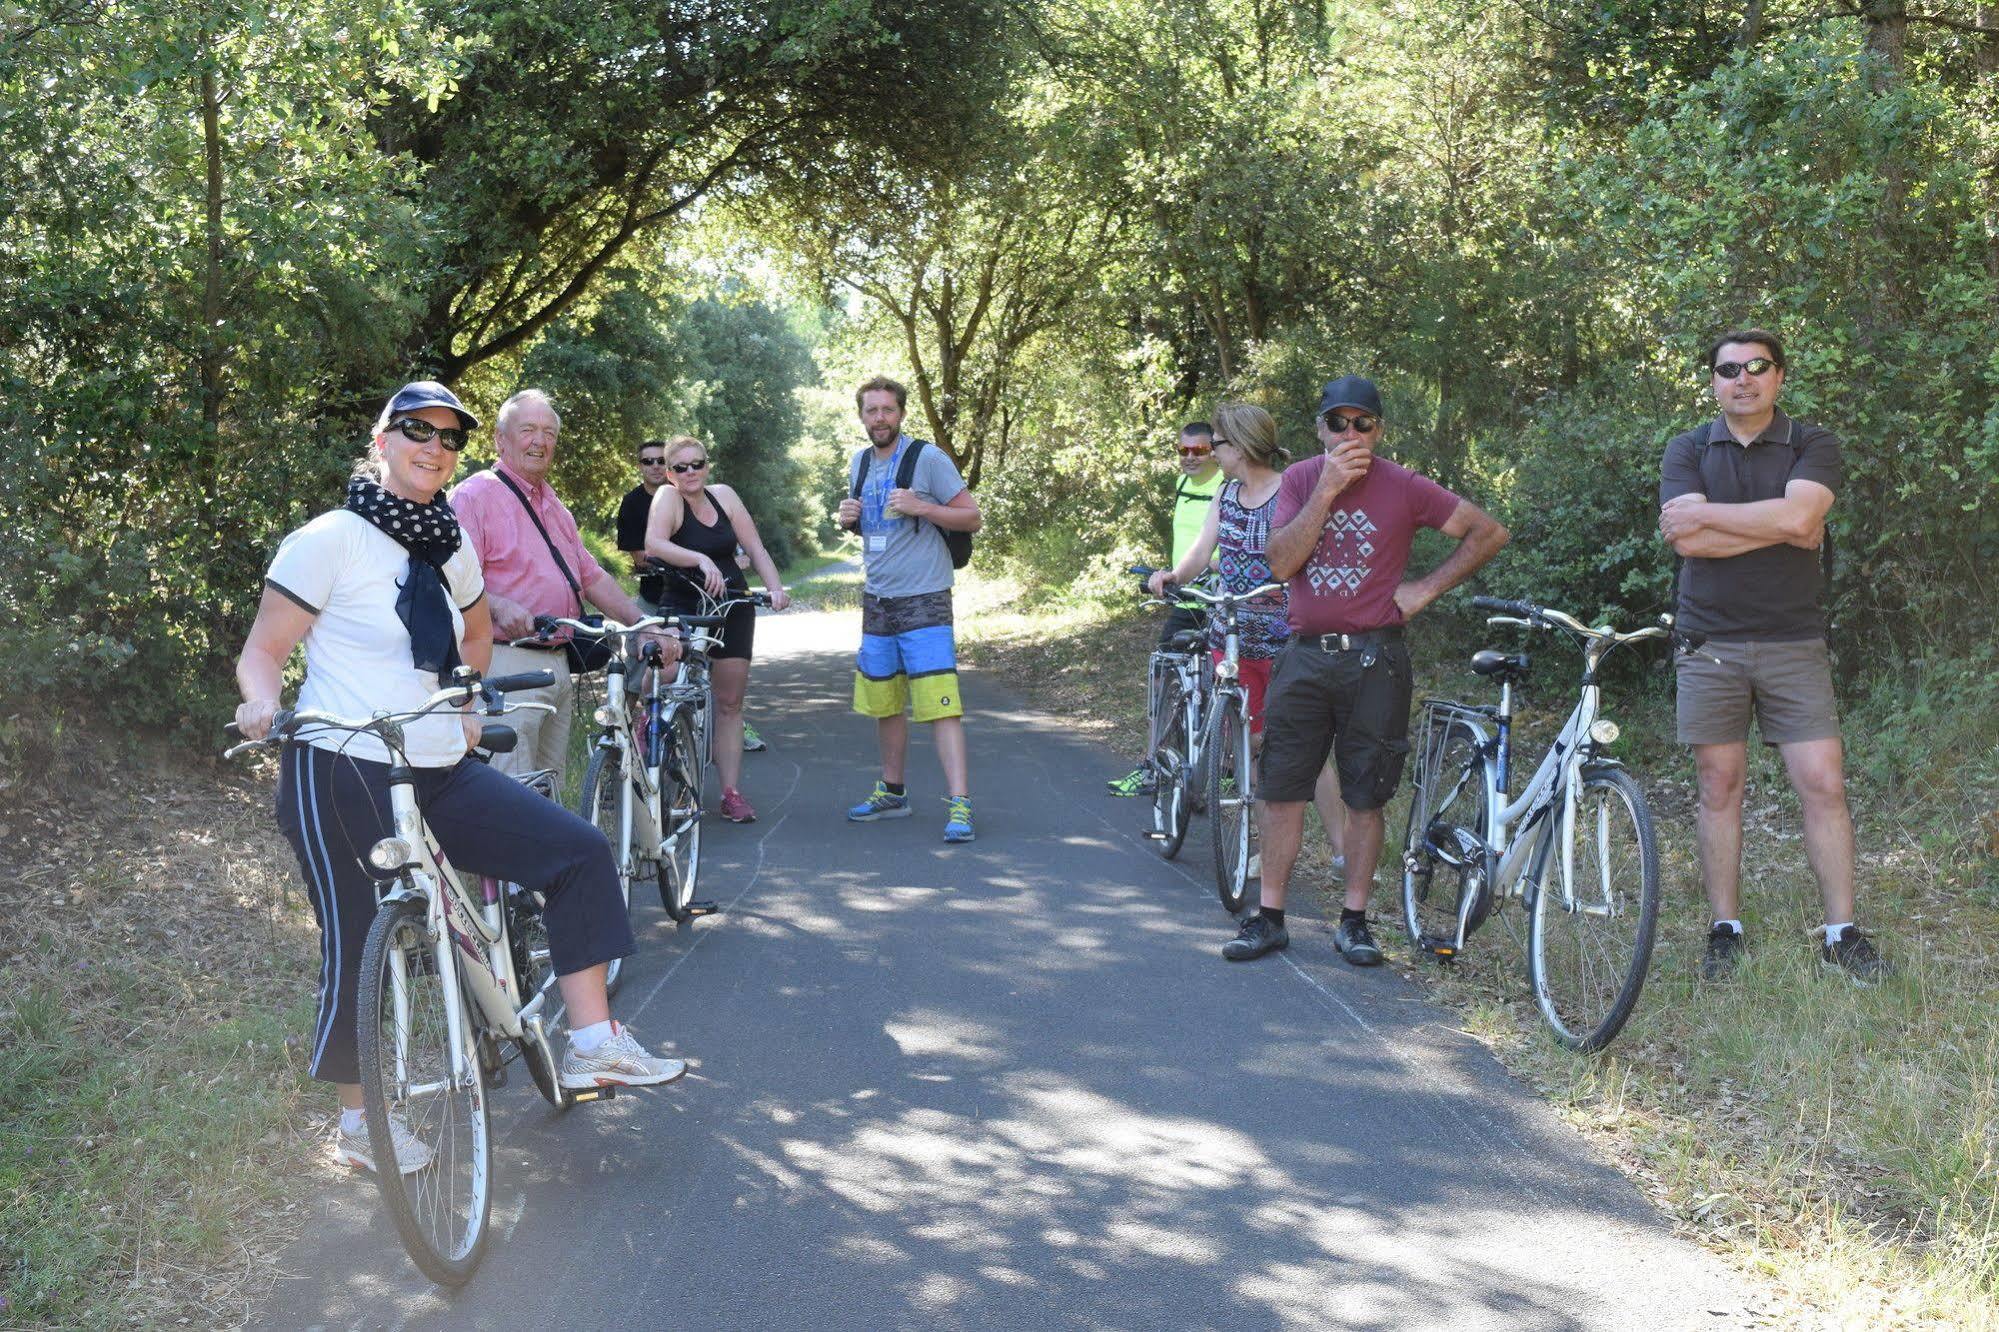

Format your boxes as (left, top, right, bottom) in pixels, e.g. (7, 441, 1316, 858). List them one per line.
(1222, 376, 1509, 964)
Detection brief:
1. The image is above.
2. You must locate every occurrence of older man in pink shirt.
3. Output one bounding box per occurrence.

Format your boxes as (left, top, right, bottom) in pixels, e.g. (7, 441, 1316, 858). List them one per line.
(451, 388, 667, 778)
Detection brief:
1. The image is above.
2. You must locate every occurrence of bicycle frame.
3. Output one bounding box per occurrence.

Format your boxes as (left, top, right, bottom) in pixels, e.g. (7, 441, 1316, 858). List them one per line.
(1419, 616, 1653, 952)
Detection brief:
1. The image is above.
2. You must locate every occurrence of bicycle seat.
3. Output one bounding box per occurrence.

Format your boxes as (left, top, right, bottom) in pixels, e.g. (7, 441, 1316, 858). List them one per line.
(1470, 649, 1530, 678)
(1167, 630, 1205, 653)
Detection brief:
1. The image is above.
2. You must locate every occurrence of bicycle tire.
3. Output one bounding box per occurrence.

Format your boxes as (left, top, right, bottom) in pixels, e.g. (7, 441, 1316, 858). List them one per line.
(659, 707, 704, 920)
(1528, 764, 1660, 1053)
(504, 890, 570, 1111)
(1401, 711, 1491, 955)
(576, 747, 632, 996)
(1150, 674, 1192, 859)
(1208, 688, 1255, 914)
(356, 896, 493, 1287)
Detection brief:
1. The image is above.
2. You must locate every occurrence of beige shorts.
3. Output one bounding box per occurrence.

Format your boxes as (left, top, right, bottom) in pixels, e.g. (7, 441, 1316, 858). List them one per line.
(1675, 637, 1839, 746)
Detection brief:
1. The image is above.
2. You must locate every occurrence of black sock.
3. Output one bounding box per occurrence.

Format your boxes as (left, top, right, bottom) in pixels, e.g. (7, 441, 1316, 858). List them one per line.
(884, 781, 906, 797)
(1341, 907, 1367, 927)
(1262, 908, 1286, 929)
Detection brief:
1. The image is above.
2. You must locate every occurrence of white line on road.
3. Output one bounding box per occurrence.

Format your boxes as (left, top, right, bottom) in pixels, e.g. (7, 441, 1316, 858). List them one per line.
(631, 759, 803, 1025)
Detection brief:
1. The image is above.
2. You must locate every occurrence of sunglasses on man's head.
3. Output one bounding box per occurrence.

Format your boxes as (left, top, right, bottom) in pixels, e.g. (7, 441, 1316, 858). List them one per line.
(390, 416, 468, 451)
(670, 460, 708, 474)
(1322, 412, 1379, 435)
(1178, 443, 1212, 457)
(640, 455, 666, 466)
(1712, 357, 1778, 380)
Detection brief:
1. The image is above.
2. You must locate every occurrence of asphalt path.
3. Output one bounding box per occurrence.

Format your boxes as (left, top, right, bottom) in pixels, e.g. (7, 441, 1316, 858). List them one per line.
(254, 608, 1748, 1331)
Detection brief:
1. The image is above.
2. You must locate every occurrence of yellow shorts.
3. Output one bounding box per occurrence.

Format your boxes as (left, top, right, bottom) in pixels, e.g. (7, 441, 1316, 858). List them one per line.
(853, 670, 963, 722)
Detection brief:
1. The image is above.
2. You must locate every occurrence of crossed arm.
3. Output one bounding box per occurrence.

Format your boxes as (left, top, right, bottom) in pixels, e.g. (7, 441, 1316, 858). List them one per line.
(1659, 480, 1832, 558)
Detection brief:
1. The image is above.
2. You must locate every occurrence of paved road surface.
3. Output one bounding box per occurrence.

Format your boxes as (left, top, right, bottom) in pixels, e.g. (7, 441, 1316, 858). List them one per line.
(254, 609, 1747, 1330)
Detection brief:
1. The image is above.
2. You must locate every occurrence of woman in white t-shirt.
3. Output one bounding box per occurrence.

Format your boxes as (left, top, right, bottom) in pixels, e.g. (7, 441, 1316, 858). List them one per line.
(232, 381, 685, 1175)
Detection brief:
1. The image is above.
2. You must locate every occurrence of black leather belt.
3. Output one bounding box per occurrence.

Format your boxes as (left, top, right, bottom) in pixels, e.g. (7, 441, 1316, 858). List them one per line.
(1297, 625, 1404, 652)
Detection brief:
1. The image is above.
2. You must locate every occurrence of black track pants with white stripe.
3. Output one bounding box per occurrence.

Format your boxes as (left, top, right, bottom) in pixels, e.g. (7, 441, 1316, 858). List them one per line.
(274, 744, 635, 1085)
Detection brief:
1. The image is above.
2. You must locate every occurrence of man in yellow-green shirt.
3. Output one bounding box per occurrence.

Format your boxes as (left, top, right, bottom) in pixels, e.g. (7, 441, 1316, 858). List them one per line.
(1107, 423, 1222, 796)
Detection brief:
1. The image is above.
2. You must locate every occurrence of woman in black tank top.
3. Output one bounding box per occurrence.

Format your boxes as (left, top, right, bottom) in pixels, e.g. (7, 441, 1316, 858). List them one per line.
(642, 436, 793, 823)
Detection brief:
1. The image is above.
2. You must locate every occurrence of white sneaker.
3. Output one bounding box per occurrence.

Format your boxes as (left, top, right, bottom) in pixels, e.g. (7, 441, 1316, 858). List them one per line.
(332, 1113, 434, 1175)
(560, 1022, 688, 1089)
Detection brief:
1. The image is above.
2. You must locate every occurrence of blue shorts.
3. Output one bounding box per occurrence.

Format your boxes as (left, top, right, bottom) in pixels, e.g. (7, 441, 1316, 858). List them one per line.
(854, 590, 961, 722)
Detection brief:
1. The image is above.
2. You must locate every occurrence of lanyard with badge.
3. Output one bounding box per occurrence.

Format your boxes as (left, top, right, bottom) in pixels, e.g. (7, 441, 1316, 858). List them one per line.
(861, 438, 909, 554)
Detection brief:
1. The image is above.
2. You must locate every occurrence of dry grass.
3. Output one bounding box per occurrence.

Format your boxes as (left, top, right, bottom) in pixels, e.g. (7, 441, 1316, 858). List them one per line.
(0, 736, 328, 1330)
(956, 565, 1999, 1329)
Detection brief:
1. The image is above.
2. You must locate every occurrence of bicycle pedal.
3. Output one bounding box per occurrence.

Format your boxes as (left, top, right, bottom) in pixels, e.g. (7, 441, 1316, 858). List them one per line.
(684, 900, 720, 917)
(569, 1085, 618, 1104)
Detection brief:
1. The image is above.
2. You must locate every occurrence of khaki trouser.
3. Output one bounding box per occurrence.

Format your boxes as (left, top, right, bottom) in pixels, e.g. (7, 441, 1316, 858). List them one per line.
(487, 642, 574, 780)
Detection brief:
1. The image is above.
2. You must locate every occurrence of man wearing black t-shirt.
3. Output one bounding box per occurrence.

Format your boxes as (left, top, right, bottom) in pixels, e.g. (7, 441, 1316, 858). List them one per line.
(1659, 328, 1887, 984)
(616, 440, 671, 614)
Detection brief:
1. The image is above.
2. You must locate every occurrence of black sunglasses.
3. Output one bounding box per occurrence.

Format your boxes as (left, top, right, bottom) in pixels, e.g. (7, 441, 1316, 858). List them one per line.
(640, 455, 667, 466)
(390, 416, 468, 451)
(1712, 357, 1778, 380)
(669, 460, 708, 474)
(1322, 412, 1379, 434)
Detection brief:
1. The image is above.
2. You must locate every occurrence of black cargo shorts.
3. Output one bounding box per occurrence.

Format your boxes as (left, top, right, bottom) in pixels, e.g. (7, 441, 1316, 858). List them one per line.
(1258, 635, 1413, 808)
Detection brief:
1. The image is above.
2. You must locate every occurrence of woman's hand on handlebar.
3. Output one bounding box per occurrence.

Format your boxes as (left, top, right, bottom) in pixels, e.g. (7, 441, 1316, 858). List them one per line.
(1146, 570, 1173, 598)
(767, 587, 791, 612)
(234, 697, 280, 742)
(693, 554, 726, 598)
(460, 709, 485, 749)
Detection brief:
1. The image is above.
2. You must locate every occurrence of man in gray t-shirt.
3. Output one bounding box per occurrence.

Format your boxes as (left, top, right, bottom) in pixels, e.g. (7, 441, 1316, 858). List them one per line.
(835, 376, 983, 841)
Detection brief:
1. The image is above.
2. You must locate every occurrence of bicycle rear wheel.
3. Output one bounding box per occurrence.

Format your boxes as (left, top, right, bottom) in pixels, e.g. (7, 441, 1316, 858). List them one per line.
(357, 897, 492, 1287)
(1528, 765, 1660, 1053)
(1150, 673, 1192, 859)
(1401, 710, 1491, 957)
(576, 746, 632, 995)
(1207, 689, 1255, 914)
(659, 707, 704, 920)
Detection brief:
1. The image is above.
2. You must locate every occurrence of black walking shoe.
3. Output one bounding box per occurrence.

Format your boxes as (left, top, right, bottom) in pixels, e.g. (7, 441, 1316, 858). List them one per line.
(1333, 916, 1383, 967)
(1222, 914, 1289, 961)
(1821, 926, 1891, 985)
(1700, 924, 1745, 981)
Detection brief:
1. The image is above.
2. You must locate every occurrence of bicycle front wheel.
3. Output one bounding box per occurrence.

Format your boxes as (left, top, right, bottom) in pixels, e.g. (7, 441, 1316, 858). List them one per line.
(357, 897, 492, 1287)
(1150, 674, 1192, 859)
(1208, 689, 1255, 914)
(576, 746, 633, 995)
(1528, 765, 1661, 1053)
(659, 707, 704, 920)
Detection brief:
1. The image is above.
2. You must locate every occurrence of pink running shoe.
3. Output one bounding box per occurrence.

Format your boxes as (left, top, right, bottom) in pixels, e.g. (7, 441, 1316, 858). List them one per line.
(719, 787, 757, 823)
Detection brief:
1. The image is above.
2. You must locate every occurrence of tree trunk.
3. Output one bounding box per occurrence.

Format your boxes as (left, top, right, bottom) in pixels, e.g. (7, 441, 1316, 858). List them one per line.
(199, 61, 225, 446)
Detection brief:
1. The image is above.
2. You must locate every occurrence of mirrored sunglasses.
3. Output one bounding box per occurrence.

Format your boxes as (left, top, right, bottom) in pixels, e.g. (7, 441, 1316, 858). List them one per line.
(1712, 358, 1777, 380)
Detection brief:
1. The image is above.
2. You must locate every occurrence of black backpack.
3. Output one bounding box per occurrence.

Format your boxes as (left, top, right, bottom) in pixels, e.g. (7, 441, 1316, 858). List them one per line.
(849, 439, 973, 570)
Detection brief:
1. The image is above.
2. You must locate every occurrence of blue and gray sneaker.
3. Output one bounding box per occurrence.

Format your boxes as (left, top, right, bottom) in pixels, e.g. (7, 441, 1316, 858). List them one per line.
(943, 795, 975, 843)
(847, 781, 912, 822)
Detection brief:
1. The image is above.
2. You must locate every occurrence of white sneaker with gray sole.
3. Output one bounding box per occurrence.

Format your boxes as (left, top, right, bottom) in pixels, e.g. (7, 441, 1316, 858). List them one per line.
(560, 1023, 688, 1090)
(332, 1113, 434, 1175)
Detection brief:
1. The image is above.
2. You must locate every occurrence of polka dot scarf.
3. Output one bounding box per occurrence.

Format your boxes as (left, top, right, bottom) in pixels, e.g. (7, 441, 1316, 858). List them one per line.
(344, 477, 465, 685)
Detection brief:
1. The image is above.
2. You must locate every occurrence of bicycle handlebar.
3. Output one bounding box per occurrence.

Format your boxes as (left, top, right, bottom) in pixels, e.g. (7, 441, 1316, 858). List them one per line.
(221, 671, 555, 759)
(1129, 565, 1278, 608)
(1472, 595, 1713, 658)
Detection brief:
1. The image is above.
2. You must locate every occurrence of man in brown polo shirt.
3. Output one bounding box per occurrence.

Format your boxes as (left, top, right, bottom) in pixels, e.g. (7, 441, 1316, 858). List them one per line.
(1659, 327, 1888, 983)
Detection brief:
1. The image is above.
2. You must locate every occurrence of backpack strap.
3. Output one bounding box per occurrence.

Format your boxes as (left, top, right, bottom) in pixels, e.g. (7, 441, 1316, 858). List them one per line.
(492, 466, 585, 615)
(895, 438, 928, 489)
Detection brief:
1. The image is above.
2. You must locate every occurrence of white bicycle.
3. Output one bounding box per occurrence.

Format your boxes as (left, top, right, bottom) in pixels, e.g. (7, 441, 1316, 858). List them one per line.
(1401, 597, 1708, 1052)
(226, 668, 611, 1286)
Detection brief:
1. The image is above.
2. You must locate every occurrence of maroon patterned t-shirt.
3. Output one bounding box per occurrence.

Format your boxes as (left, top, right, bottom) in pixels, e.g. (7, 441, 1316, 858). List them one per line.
(1272, 454, 1463, 636)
